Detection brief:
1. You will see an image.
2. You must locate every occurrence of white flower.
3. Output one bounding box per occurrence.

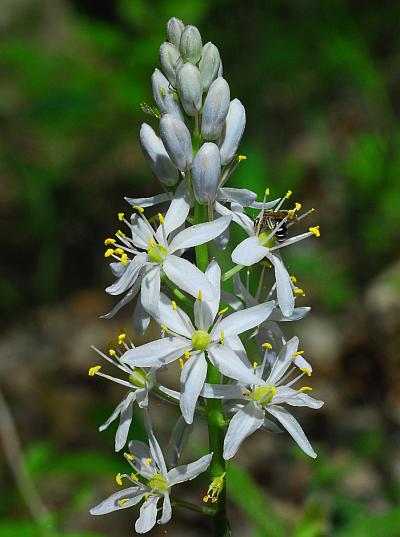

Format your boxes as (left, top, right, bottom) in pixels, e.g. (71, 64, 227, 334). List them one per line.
(122, 260, 275, 424)
(103, 183, 231, 326)
(201, 336, 323, 460)
(90, 412, 212, 534)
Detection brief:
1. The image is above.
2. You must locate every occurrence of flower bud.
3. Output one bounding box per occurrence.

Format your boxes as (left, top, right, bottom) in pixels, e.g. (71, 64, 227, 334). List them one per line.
(180, 25, 202, 64)
(218, 61, 223, 77)
(219, 99, 246, 165)
(201, 77, 230, 140)
(159, 42, 181, 86)
(166, 17, 185, 49)
(199, 42, 220, 92)
(160, 114, 193, 172)
(151, 68, 184, 121)
(140, 123, 179, 186)
(191, 143, 221, 204)
(176, 63, 202, 116)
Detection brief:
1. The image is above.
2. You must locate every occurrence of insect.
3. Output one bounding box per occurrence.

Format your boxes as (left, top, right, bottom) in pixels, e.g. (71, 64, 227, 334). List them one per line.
(254, 210, 290, 243)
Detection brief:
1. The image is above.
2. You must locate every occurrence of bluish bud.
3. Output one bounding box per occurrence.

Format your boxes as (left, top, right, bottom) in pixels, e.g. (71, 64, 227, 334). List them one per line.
(199, 42, 221, 92)
(180, 25, 202, 64)
(218, 60, 223, 77)
(159, 42, 181, 86)
(160, 114, 193, 172)
(151, 68, 184, 121)
(219, 99, 246, 165)
(201, 77, 230, 141)
(176, 63, 202, 116)
(140, 123, 179, 186)
(191, 142, 221, 204)
(167, 17, 185, 49)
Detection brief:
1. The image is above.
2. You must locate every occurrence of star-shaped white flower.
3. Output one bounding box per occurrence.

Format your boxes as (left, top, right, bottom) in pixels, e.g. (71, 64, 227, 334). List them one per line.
(121, 260, 275, 424)
(90, 411, 212, 534)
(103, 183, 231, 328)
(202, 336, 323, 460)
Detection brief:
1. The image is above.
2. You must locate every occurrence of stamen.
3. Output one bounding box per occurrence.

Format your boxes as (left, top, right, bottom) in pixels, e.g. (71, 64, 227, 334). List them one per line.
(118, 213, 125, 221)
(109, 349, 116, 357)
(158, 213, 165, 224)
(124, 453, 134, 461)
(145, 458, 152, 465)
(253, 361, 258, 369)
(285, 190, 292, 199)
(220, 330, 225, 345)
(130, 473, 139, 481)
(265, 187, 270, 196)
(290, 275, 297, 283)
(292, 350, 304, 358)
(104, 248, 115, 258)
(300, 367, 312, 377)
(104, 238, 116, 245)
(184, 349, 190, 360)
(197, 290, 203, 301)
(295, 202, 302, 211)
(203, 473, 226, 504)
(309, 226, 320, 237)
(120, 253, 128, 266)
(299, 386, 313, 392)
(294, 288, 305, 295)
(237, 154, 247, 161)
(260, 261, 272, 268)
(115, 473, 123, 486)
(118, 499, 128, 506)
(218, 307, 228, 315)
(179, 358, 184, 369)
(171, 301, 177, 310)
(161, 324, 170, 334)
(88, 365, 101, 376)
(114, 248, 124, 255)
(132, 206, 145, 213)
(118, 332, 126, 344)
(116, 229, 126, 238)
(262, 342, 272, 349)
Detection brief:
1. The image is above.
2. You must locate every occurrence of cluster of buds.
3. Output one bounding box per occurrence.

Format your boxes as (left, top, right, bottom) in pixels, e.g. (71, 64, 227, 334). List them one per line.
(89, 17, 323, 534)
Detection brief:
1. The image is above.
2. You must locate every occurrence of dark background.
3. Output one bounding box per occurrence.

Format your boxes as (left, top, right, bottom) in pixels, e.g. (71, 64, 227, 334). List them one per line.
(1, 0, 400, 536)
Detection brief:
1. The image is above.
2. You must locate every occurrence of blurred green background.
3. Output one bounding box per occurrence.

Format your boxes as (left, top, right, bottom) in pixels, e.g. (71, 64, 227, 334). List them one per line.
(1, 0, 400, 536)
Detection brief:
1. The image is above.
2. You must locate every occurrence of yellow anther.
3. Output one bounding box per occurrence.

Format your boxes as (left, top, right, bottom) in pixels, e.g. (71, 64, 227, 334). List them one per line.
(109, 348, 116, 357)
(116, 229, 126, 238)
(104, 248, 115, 258)
(220, 330, 225, 345)
(118, 498, 128, 506)
(237, 154, 247, 161)
(288, 209, 295, 219)
(285, 190, 293, 199)
(262, 342, 272, 349)
(290, 275, 297, 283)
(145, 458, 152, 465)
(104, 238, 116, 245)
(179, 358, 184, 369)
(309, 225, 320, 237)
(120, 253, 128, 266)
(132, 205, 144, 213)
(260, 261, 272, 268)
(130, 473, 138, 481)
(161, 324, 170, 334)
(300, 367, 312, 377)
(218, 307, 228, 315)
(158, 213, 165, 224)
(265, 188, 270, 196)
(184, 349, 190, 360)
(171, 300, 177, 310)
(88, 365, 101, 376)
(294, 288, 305, 295)
(203, 473, 226, 504)
(118, 333, 126, 344)
(253, 361, 258, 369)
(115, 473, 123, 486)
(299, 386, 313, 392)
(203, 495, 210, 503)
(114, 248, 124, 255)
(118, 213, 125, 221)
(295, 202, 302, 211)
(197, 290, 203, 301)
(292, 350, 305, 358)
(124, 453, 134, 461)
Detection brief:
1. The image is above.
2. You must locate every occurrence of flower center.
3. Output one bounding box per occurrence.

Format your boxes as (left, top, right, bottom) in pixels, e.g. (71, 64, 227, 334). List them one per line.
(147, 472, 168, 494)
(147, 242, 168, 263)
(129, 368, 147, 388)
(251, 385, 276, 407)
(191, 330, 211, 351)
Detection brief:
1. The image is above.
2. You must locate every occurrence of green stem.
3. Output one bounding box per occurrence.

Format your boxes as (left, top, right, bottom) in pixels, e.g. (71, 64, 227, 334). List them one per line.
(162, 275, 193, 309)
(171, 495, 216, 516)
(194, 202, 230, 537)
(221, 263, 245, 282)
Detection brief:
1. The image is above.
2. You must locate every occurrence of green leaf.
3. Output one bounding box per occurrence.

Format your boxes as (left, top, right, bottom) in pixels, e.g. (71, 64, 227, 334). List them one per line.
(336, 508, 400, 537)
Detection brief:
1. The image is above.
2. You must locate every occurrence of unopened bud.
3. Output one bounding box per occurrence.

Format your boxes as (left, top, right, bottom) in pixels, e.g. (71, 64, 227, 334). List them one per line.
(166, 17, 185, 49)
(176, 63, 202, 116)
(218, 61, 223, 77)
(201, 78, 230, 140)
(151, 69, 184, 121)
(191, 143, 221, 204)
(180, 25, 202, 64)
(159, 42, 181, 86)
(140, 123, 178, 186)
(199, 42, 221, 92)
(160, 114, 193, 172)
(219, 99, 246, 165)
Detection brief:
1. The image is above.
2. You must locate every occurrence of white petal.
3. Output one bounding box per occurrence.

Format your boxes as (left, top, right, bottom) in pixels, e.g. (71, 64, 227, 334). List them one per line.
(163, 255, 215, 301)
(293, 354, 313, 375)
(122, 337, 188, 368)
(211, 301, 274, 339)
(105, 255, 146, 295)
(180, 353, 208, 424)
(201, 383, 244, 399)
(266, 336, 299, 385)
(261, 417, 283, 433)
(115, 392, 136, 451)
(99, 392, 132, 433)
(273, 387, 323, 409)
(157, 293, 194, 338)
(144, 410, 168, 475)
(101, 278, 141, 319)
(167, 416, 193, 469)
(125, 193, 171, 208)
(167, 453, 213, 486)
(194, 260, 221, 331)
(270, 231, 313, 250)
(250, 198, 281, 209)
(90, 486, 146, 515)
(128, 440, 156, 478)
(233, 274, 258, 307)
(269, 307, 311, 322)
(266, 253, 294, 317)
(266, 405, 317, 458)
(231, 236, 268, 266)
(133, 296, 151, 335)
(169, 216, 231, 253)
(208, 344, 264, 386)
(159, 493, 172, 525)
(130, 214, 154, 249)
(140, 265, 161, 317)
(135, 495, 159, 534)
(156, 182, 191, 241)
(225, 335, 252, 368)
(223, 402, 264, 459)
(217, 187, 257, 207)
